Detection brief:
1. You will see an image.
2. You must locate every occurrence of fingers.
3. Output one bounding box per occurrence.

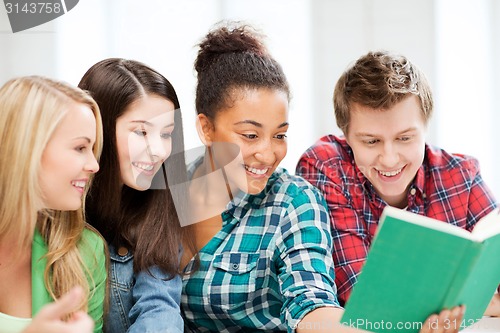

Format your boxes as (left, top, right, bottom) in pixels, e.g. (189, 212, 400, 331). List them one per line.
(443, 306, 465, 333)
(420, 306, 466, 333)
(437, 309, 451, 333)
(67, 311, 95, 332)
(420, 314, 438, 333)
(36, 286, 84, 321)
(23, 287, 94, 333)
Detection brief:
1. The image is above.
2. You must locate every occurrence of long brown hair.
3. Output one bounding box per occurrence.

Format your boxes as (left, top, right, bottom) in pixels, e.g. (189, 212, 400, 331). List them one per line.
(79, 58, 188, 277)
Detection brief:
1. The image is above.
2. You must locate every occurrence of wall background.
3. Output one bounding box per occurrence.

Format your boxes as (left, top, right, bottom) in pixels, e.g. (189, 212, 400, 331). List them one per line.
(2, 0, 499, 197)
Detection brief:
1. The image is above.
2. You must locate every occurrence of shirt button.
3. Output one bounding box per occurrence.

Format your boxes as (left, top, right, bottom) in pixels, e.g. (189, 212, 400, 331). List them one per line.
(231, 263, 239, 270)
(118, 246, 129, 256)
(410, 188, 416, 196)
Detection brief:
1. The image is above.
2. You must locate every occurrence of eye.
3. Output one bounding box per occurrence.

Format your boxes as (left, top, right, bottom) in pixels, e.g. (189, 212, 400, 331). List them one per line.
(242, 134, 258, 139)
(133, 129, 147, 137)
(364, 139, 379, 145)
(161, 132, 172, 139)
(75, 145, 87, 152)
(399, 136, 411, 142)
(274, 134, 287, 140)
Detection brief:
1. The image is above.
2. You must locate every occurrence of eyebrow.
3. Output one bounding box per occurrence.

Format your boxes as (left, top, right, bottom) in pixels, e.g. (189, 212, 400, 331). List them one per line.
(355, 127, 418, 137)
(130, 120, 175, 127)
(73, 137, 92, 143)
(234, 120, 289, 129)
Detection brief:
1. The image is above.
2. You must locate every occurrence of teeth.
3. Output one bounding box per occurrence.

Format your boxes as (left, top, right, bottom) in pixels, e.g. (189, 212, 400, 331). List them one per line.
(71, 181, 86, 188)
(133, 162, 154, 171)
(245, 165, 268, 175)
(379, 168, 402, 177)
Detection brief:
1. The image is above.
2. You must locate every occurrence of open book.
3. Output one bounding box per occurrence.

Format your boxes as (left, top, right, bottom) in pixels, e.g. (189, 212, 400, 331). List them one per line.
(341, 206, 500, 332)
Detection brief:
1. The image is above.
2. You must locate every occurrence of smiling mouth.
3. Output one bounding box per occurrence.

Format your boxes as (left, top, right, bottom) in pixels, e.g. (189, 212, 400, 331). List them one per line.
(378, 168, 403, 177)
(71, 180, 86, 188)
(132, 162, 154, 171)
(244, 165, 269, 175)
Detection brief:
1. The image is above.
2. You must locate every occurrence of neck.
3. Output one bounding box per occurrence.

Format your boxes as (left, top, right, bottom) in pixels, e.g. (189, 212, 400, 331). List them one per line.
(0, 235, 31, 268)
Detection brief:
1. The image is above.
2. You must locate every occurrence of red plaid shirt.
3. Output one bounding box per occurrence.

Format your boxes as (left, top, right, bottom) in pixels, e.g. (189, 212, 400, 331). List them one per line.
(296, 135, 498, 306)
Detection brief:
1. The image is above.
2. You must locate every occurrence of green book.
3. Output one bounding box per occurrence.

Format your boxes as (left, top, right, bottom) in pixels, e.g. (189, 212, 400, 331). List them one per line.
(341, 206, 500, 332)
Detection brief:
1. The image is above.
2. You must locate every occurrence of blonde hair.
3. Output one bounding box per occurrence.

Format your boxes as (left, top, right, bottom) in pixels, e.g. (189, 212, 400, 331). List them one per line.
(0, 76, 103, 312)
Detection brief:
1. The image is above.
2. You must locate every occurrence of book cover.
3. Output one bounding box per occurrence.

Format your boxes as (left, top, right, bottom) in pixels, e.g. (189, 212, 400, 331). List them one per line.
(341, 206, 500, 332)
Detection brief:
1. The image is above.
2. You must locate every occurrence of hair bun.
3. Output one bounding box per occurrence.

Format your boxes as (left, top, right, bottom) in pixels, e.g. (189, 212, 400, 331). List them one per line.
(195, 21, 268, 73)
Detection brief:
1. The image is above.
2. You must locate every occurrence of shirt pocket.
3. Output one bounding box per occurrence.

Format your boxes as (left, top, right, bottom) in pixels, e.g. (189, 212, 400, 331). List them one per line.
(107, 254, 134, 332)
(208, 252, 260, 310)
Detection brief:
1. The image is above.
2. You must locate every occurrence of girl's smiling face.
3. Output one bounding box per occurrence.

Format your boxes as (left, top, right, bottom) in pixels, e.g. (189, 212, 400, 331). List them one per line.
(115, 94, 175, 191)
(40, 102, 99, 210)
(199, 88, 289, 195)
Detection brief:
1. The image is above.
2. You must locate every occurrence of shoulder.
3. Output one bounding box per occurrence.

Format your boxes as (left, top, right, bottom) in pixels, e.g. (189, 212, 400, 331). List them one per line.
(425, 144, 481, 176)
(79, 225, 107, 268)
(80, 225, 106, 249)
(263, 168, 327, 209)
(297, 135, 355, 180)
(299, 134, 351, 165)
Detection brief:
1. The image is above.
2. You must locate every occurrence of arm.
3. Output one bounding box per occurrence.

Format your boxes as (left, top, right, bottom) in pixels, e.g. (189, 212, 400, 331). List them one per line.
(296, 306, 466, 333)
(296, 156, 370, 306)
(275, 184, 341, 332)
(465, 166, 498, 232)
(466, 167, 499, 317)
(127, 266, 183, 333)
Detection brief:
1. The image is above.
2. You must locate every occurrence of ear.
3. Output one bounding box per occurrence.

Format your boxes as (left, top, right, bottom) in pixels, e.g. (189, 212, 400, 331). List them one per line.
(196, 114, 214, 146)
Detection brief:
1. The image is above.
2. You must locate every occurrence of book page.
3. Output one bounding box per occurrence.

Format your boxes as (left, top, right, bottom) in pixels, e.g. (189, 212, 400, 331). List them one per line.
(381, 206, 472, 239)
(381, 207, 500, 243)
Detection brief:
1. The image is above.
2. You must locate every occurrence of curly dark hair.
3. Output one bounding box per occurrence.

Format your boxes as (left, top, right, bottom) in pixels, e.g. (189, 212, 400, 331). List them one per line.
(195, 21, 290, 119)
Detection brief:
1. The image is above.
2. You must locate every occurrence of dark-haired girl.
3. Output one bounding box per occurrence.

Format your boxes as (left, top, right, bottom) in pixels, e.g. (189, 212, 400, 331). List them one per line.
(181, 23, 466, 333)
(180, 22, 339, 333)
(79, 58, 186, 333)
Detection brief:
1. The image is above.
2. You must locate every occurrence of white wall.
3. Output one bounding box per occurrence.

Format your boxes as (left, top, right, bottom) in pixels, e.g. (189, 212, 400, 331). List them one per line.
(1, 0, 499, 197)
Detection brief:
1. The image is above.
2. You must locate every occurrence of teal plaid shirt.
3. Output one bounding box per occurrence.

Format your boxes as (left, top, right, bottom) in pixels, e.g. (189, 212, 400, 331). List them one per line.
(182, 167, 340, 333)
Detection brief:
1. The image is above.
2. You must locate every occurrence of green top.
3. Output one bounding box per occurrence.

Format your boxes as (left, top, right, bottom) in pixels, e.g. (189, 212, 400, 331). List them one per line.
(32, 227, 107, 333)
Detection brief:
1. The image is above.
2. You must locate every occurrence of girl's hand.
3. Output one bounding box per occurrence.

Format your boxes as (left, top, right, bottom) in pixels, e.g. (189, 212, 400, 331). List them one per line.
(23, 287, 94, 333)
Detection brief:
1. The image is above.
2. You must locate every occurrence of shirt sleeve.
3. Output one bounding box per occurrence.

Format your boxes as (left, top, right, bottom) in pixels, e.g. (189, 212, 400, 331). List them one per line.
(275, 184, 341, 332)
(296, 156, 369, 306)
(128, 267, 184, 333)
(465, 160, 498, 231)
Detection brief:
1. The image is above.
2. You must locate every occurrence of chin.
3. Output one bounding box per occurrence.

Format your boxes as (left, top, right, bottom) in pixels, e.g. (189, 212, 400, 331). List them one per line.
(124, 177, 153, 191)
(48, 203, 81, 211)
(245, 182, 266, 195)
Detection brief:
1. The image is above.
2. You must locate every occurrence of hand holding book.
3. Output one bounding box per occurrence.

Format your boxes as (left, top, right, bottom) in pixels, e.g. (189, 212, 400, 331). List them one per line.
(342, 206, 500, 332)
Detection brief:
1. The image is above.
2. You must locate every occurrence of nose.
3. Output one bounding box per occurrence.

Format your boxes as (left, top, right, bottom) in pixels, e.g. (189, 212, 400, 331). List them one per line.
(146, 136, 172, 162)
(254, 139, 276, 165)
(85, 153, 100, 174)
(379, 142, 399, 167)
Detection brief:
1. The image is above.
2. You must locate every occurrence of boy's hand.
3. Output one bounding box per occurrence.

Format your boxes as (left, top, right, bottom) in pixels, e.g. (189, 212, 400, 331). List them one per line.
(420, 306, 465, 333)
